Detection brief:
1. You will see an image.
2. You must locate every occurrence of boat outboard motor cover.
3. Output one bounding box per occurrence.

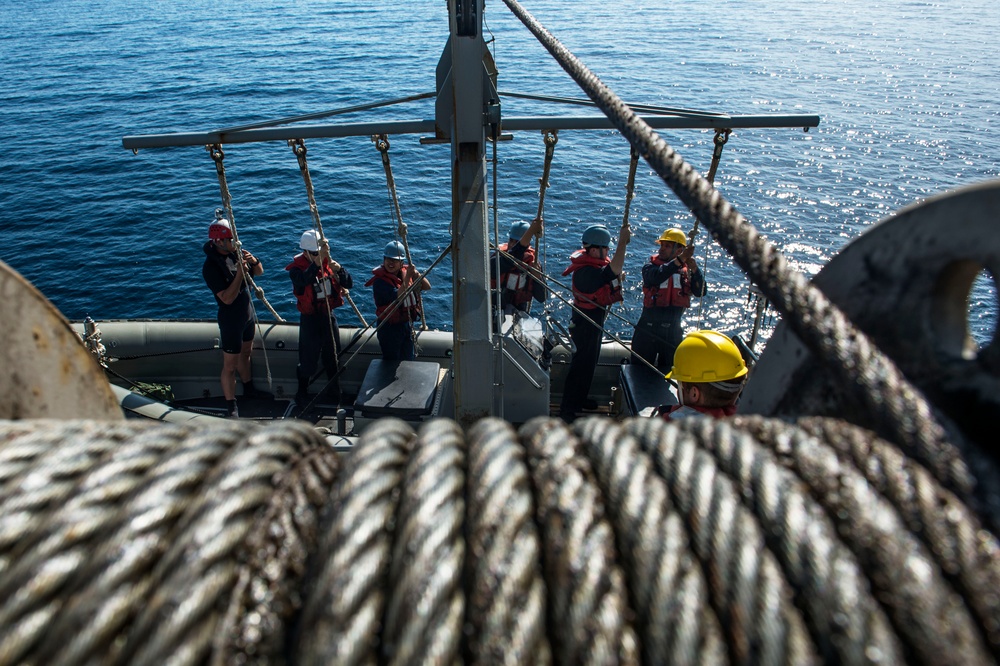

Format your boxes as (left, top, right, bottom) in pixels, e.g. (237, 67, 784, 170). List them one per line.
(354, 359, 441, 419)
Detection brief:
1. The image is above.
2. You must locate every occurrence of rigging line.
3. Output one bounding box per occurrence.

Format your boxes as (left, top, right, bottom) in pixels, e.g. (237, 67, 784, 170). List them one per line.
(207, 144, 283, 390)
(289, 138, 342, 373)
(491, 120, 505, 418)
(501, 0, 994, 519)
(498, 90, 731, 119)
(216, 92, 437, 134)
(373, 134, 428, 333)
(693, 129, 730, 328)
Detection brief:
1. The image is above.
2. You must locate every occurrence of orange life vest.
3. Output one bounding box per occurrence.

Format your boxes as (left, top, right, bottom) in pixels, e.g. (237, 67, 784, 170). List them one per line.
(641, 254, 692, 308)
(562, 249, 623, 310)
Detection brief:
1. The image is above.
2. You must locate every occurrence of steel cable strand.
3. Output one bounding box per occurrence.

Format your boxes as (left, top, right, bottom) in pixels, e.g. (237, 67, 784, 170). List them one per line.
(572, 417, 729, 666)
(212, 438, 343, 666)
(576, 416, 815, 666)
(500, 0, 994, 531)
(728, 415, 993, 665)
(623, 417, 906, 664)
(293, 418, 415, 665)
(519, 417, 641, 665)
(117, 422, 321, 665)
(380, 419, 466, 665)
(0, 420, 125, 502)
(29, 422, 250, 666)
(0, 420, 147, 579)
(465, 418, 552, 666)
(791, 416, 1000, 653)
(0, 421, 206, 666)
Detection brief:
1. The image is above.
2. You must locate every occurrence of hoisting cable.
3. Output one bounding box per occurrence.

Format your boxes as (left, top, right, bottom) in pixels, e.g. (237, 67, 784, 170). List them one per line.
(206, 144, 281, 391)
(490, 118, 505, 417)
(691, 129, 730, 328)
(373, 134, 428, 334)
(288, 138, 368, 328)
(501, 0, 1000, 529)
(534, 130, 558, 256)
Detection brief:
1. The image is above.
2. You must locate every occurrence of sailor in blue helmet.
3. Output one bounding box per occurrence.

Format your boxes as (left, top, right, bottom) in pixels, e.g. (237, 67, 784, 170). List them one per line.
(558, 220, 630, 422)
(365, 239, 431, 360)
(489, 218, 547, 315)
(201, 214, 266, 418)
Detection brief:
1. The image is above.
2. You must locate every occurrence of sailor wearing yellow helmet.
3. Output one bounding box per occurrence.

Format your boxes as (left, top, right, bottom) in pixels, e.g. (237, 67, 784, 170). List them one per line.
(656, 330, 748, 421)
(632, 227, 706, 372)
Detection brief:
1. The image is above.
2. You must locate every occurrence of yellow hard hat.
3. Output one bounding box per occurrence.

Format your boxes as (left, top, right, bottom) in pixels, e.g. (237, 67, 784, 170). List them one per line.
(665, 330, 748, 383)
(657, 228, 687, 246)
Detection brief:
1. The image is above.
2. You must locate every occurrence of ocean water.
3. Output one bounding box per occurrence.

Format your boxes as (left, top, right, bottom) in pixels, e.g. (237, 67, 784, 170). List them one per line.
(1, 0, 997, 348)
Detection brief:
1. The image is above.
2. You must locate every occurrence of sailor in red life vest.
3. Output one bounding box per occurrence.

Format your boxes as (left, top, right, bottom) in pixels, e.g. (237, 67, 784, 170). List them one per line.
(656, 330, 748, 421)
(286, 229, 353, 406)
(201, 214, 266, 418)
(489, 218, 547, 316)
(558, 221, 630, 422)
(365, 240, 431, 361)
(631, 227, 706, 372)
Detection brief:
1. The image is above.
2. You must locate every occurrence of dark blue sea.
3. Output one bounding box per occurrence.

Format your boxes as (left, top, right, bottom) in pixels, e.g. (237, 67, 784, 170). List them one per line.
(2, 0, 998, 347)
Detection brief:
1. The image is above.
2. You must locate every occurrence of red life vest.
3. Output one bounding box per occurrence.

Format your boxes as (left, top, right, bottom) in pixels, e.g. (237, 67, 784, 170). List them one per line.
(491, 242, 537, 307)
(642, 254, 692, 308)
(562, 249, 623, 310)
(286, 254, 344, 314)
(365, 265, 421, 324)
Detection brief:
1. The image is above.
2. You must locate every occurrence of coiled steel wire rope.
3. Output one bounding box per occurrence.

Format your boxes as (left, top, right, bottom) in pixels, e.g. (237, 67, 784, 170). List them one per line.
(0, 414, 999, 664)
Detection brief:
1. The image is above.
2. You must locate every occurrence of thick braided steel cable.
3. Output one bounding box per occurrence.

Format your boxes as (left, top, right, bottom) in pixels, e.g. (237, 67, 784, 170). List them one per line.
(213, 442, 342, 665)
(117, 423, 323, 665)
(29, 423, 247, 666)
(519, 417, 641, 665)
(465, 418, 553, 665)
(294, 418, 415, 665)
(790, 416, 1000, 653)
(727, 415, 993, 664)
(500, 0, 994, 525)
(18, 422, 245, 664)
(576, 416, 815, 666)
(0, 420, 126, 501)
(381, 419, 466, 665)
(623, 417, 905, 664)
(0, 421, 214, 666)
(0, 421, 146, 578)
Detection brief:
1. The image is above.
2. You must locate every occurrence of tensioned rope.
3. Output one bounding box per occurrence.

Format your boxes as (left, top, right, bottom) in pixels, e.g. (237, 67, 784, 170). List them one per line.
(2, 415, 997, 664)
(289, 138, 369, 328)
(373, 134, 428, 333)
(206, 144, 281, 391)
(500, 0, 1000, 531)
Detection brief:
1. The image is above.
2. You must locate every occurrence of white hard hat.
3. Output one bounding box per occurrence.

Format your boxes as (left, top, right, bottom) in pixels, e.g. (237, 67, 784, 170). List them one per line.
(300, 229, 320, 252)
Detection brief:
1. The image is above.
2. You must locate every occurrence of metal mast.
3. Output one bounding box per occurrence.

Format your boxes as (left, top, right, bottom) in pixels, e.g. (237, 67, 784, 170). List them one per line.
(443, 0, 496, 425)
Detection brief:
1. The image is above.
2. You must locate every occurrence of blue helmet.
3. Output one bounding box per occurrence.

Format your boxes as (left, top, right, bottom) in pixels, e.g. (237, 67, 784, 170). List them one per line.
(581, 224, 611, 247)
(383, 240, 406, 260)
(508, 220, 532, 242)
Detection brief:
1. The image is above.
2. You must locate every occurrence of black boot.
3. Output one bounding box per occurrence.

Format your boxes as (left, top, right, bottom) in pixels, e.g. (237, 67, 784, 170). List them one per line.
(295, 374, 312, 406)
(226, 399, 239, 419)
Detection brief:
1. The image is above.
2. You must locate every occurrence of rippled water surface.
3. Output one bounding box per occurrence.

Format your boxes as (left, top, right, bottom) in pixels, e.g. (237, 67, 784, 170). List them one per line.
(1, 0, 997, 346)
